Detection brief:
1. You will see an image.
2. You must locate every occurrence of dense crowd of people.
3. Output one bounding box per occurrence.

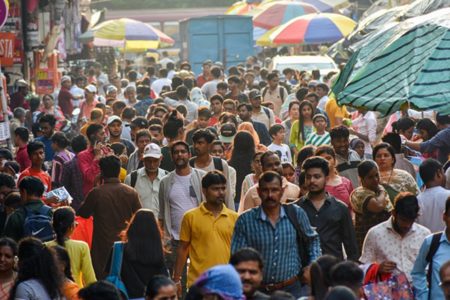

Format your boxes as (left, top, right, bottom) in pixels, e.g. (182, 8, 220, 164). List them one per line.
(0, 55, 450, 300)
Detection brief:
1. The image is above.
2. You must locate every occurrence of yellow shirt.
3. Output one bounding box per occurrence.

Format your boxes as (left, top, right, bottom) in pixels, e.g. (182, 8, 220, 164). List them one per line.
(179, 203, 238, 286)
(46, 239, 97, 287)
(325, 97, 349, 128)
(119, 167, 126, 183)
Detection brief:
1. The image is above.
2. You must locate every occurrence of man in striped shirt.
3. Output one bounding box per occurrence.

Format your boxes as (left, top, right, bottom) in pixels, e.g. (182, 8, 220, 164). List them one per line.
(305, 114, 330, 147)
(231, 171, 321, 298)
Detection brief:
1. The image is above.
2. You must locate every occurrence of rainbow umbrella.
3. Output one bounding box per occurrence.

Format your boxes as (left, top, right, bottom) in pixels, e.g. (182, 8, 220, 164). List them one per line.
(256, 26, 280, 46)
(302, 0, 349, 12)
(226, 0, 263, 15)
(79, 18, 174, 51)
(253, 1, 319, 29)
(270, 13, 356, 45)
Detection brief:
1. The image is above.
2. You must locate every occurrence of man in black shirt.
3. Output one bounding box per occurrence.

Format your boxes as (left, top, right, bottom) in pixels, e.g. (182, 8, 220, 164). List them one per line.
(295, 156, 359, 261)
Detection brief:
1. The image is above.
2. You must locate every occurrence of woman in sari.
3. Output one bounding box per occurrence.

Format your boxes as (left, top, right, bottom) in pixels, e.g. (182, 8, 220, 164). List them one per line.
(350, 160, 393, 251)
(373, 142, 419, 203)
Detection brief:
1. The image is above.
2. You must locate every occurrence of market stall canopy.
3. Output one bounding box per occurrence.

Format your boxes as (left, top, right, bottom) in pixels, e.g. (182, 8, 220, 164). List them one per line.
(268, 13, 356, 45)
(253, 1, 319, 29)
(332, 8, 450, 115)
(79, 18, 175, 51)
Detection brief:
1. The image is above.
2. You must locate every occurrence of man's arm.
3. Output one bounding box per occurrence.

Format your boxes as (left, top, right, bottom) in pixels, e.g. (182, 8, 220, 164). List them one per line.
(78, 152, 100, 189)
(297, 208, 322, 262)
(411, 238, 431, 300)
(340, 206, 359, 261)
(359, 228, 377, 264)
(77, 190, 96, 218)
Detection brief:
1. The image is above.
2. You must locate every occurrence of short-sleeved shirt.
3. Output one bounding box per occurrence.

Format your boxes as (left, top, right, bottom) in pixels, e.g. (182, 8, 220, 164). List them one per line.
(19, 168, 52, 193)
(325, 97, 349, 128)
(180, 203, 238, 286)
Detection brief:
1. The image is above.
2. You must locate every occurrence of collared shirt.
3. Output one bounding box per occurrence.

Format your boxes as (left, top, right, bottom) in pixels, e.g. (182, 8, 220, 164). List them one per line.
(336, 149, 360, 189)
(124, 168, 167, 216)
(252, 107, 275, 130)
(411, 230, 450, 300)
(201, 79, 220, 100)
(297, 193, 359, 260)
(231, 205, 321, 284)
(61, 156, 84, 210)
(164, 97, 198, 123)
(180, 203, 238, 286)
(417, 186, 450, 233)
(394, 153, 416, 181)
(78, 147, 100, 197)
(134, 98, 153, 116)
(360, 217, 431, 280)
(239, 177, 300, 214)
(16, 145, 31, 172)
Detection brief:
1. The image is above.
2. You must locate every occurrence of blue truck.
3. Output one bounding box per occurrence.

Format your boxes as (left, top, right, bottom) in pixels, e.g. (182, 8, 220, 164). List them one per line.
(179, 15, 254, 75)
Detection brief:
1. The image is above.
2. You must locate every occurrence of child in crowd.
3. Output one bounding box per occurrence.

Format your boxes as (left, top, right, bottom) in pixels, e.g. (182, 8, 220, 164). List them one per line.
(268, 124, 292, 163)
(305, 114, 330, 146)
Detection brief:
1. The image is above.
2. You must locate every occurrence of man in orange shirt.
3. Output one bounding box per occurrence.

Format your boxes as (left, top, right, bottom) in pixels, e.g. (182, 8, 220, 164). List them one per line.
(18, 141, 51, 193)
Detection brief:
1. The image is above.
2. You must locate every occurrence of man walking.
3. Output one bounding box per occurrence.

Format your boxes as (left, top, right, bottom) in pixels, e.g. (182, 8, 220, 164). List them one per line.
(78, 155, 141, 279)
(125, 143, 167, 215)
(296, 157, 359, 261)
(232, 171, 321, 297)
(173, 171, 238, 291)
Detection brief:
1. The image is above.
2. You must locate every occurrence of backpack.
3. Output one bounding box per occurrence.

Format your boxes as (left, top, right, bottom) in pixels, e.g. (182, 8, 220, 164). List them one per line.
(130, 170, 138, 188)
(189, 157, 224, 172)
(283, 203, 311, 271)
(425, 232, 443, 300)
(23, 205, 54, 242)
(262, 86, 286, 103)
(106, 242, 129, 299)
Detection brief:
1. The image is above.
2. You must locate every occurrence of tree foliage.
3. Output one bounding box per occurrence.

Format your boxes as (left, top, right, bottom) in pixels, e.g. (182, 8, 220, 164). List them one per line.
(97, 0, 236, 10)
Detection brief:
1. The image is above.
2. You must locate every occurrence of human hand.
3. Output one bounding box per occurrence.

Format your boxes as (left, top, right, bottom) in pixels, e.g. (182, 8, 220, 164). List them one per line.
(378, 261, 397, 274)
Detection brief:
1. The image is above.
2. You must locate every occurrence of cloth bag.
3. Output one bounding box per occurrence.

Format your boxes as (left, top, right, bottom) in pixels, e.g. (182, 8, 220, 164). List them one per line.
(106, 242, 129, 299)
(363, 271, 414, 300)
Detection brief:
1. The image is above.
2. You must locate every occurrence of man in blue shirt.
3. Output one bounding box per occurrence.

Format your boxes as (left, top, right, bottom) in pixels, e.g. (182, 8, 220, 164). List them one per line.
(35, 114, 56, 162)
(231, 171, 321, 298)
(412, 196, 450, 300)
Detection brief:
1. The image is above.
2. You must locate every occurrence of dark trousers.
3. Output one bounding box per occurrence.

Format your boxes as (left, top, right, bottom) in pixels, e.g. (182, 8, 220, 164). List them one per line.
(165, 239, 188, 298)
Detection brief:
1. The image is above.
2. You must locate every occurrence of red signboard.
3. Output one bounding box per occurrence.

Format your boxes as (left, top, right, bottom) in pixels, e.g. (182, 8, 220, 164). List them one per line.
(0, 32, 14, 66)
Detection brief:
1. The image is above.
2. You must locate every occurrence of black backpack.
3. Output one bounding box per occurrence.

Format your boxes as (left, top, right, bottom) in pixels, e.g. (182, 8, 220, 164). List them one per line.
(23, 205, 54, 242)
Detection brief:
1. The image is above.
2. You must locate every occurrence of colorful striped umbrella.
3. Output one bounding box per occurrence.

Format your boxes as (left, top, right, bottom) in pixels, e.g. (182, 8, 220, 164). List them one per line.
(253, 1, 319, 29)
(226, 0, 263, 15)
(270, 13, 356, 45)
(302, 0, 349, 12)
(79, 18, 174, 50)
(332, 8, 450, 115)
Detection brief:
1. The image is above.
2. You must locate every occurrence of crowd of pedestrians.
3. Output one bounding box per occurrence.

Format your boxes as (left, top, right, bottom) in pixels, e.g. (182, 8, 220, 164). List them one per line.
(0, 56, 450, 300)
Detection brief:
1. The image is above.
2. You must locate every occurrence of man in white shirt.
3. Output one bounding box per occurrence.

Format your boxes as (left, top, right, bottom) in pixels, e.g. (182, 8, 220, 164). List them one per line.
(159, 51, 174, 69)
(417, 159, 450, 232)
(125, 143, 167, 215)
(360, 193, 430, 280)
(249, 89, 275, 130)
(151, 69, 172, 97)
(70, 77, 86, 108)
(163, 85, 198, 123)
(349, 109, 377, 157)
(201, 67, 222, 100)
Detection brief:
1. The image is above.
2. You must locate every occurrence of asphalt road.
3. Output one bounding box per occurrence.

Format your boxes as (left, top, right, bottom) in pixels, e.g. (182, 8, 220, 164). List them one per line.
(105, 7, 228, 23)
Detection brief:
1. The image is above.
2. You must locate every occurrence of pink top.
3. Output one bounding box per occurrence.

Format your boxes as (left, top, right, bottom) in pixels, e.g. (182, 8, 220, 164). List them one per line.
(326, 176, 354, 210)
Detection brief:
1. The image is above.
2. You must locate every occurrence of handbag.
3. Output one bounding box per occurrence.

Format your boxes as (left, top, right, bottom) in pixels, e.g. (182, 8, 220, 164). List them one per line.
(106, 242, 129, 299)
(363, 270, 414, 300)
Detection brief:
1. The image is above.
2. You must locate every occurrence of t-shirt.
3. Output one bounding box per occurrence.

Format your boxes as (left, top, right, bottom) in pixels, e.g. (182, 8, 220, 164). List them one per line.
(169, 173, 197, 240)
(268, 143, 292, 163)
(19, 168, 52, 192)
(305, 132, 331, 147)
(14, 279, 55, 300)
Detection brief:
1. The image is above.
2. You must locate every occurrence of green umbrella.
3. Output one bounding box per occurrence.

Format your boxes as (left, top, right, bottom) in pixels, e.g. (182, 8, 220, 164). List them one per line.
(332, 8, 450, 115)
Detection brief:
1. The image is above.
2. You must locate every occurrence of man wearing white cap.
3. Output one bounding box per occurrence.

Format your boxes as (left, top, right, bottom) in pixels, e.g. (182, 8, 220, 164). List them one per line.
(79, 84, 99, 123)
(106, 115, 135, 156)
(58, 75, 74, 116)
(125, 143, 167, 215)
(10, 79, 29, 110)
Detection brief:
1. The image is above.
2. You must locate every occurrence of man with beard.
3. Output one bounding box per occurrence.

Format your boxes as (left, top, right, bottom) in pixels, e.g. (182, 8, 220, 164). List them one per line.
(230, 248, 269, 299)
(330, 126, 360, 188)
(158, 141, 206, 293)
(231, 171, 321, 297)
(173, 171, 238, 294)
(106, 116, 135, 156)
(239, 151, 299, 213)
(295, 157, 359, 261)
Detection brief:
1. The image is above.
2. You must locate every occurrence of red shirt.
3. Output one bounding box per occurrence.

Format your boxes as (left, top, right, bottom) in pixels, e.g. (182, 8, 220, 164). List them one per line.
(58, 87, 74, 116)
(77, 147, 100, 197)
(19, 167, 52, 192)
(16, 146, 31, 172)
(208, 116, 219, 126)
